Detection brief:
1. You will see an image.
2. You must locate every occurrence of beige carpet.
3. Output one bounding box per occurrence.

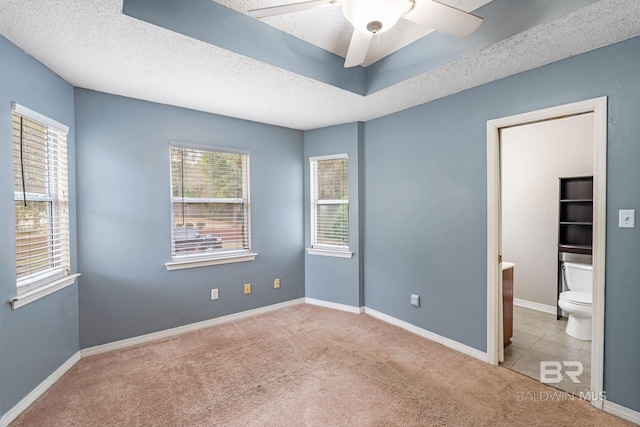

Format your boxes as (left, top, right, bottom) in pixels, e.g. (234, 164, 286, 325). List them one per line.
(12, 304, 632, 426)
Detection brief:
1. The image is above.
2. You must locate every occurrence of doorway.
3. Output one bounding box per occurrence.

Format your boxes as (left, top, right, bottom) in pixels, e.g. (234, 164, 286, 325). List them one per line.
(486, 97, 607, 409)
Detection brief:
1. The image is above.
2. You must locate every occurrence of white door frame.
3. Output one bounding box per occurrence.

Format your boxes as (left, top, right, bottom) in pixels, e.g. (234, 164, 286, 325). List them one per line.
(486, 96, 607, 409)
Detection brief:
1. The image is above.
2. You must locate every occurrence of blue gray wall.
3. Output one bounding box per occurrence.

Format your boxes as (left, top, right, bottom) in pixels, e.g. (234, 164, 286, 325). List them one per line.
(74, 90, 305, 349)
(0, 35, 80, 415)
(2, 31, 640, 418)
(303, 123, 365, 307)
(364, 36, 640, 410)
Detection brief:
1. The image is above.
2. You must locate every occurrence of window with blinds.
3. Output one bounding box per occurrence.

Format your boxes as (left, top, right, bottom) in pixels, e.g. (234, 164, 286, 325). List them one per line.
(310, 154, 349, 250)
(13, 109, 70, 293)
(170, 144, 251, 260)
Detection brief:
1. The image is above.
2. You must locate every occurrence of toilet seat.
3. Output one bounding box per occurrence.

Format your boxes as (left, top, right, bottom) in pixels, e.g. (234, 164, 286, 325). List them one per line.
(559, 290, 592, 306)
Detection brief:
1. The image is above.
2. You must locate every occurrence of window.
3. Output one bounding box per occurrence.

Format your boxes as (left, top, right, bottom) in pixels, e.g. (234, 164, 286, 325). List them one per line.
(309, 154, 351, 257)
(167, 143, 254, 270)
(12, 104, 73, 297)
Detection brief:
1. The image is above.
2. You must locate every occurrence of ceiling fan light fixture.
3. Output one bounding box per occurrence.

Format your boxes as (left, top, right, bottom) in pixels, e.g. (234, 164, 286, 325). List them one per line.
(342, 0, 412, 34)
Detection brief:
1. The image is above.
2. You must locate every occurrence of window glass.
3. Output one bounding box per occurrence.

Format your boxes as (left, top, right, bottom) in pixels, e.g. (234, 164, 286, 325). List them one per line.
(170, 145, 251, 259)
(13, 111, 70, 292)
(311, 155, 349, 249)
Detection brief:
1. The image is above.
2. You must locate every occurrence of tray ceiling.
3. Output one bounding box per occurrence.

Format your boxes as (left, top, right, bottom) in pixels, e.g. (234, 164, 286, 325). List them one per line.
(0, 0, 639, 130)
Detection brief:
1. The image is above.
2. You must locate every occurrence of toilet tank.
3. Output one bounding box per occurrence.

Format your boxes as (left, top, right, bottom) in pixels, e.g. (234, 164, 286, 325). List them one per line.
(562, 261, 593, 293)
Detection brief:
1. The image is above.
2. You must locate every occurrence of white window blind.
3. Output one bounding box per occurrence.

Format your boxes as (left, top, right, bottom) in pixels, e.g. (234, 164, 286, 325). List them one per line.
(13, 109, 71, 293)
(170, 144, 251, 260)
(310, 155, 349, 249)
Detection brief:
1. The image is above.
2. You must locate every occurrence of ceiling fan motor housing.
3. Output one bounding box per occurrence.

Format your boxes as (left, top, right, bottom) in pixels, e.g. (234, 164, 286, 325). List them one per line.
(342, 0, 413, 34)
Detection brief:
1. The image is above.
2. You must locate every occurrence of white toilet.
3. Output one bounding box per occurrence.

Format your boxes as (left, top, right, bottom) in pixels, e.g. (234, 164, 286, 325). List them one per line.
(558, 261, 593, 341)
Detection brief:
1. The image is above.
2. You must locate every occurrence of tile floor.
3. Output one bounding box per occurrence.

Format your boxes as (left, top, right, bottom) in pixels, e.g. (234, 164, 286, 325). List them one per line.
(502, 305, 591, 395)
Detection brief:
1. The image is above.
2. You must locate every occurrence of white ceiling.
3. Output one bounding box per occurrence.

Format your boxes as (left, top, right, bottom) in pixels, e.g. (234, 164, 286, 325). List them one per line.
(1, 0, 639, 130)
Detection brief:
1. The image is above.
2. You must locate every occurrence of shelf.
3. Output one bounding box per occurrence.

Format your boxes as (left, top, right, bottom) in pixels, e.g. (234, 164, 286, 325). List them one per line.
(560, 222, 592, 225)
(559, 244, 592, 249)
(559, 244, 592, 254)
(558, 176, 594, 319)
(560, 177, 594, 200)
(560, 201, 593, 223)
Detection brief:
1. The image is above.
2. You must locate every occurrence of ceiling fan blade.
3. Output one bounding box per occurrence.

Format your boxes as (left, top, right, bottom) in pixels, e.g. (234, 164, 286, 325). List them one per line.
(248, 0, 336, 19)
(404, 0, 483, 38)
(344, 29, 372, 68)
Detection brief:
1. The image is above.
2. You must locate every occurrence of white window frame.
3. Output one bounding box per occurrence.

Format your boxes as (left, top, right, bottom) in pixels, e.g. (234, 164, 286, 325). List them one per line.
(165, 141, 256, 270)
(307, 153, 353, 259)
(9, 103, 80, 309)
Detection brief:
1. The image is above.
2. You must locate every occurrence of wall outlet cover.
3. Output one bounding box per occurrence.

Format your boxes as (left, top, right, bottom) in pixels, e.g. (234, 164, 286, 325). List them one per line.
(211, 288, 219, 300)
(274, 278, 280, 289)
(410, 294, 420, 307)
(244, 283, 251, 294)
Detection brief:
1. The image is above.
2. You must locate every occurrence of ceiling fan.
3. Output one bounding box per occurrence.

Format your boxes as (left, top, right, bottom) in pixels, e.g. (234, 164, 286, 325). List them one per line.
(248, 0, 483, 68)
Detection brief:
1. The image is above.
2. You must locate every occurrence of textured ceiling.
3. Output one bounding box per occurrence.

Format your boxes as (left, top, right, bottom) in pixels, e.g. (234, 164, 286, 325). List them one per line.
(0, 1, 639, 130)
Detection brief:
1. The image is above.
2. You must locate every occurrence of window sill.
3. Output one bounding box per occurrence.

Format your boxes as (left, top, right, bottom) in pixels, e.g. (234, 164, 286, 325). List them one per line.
(306, 248, 354, 258)
(9, 273, 81, 310)
(165, 253, 257, 271)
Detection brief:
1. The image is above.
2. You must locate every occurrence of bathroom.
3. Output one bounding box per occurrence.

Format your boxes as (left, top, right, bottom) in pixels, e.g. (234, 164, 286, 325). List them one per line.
(500, 112, 594, 395)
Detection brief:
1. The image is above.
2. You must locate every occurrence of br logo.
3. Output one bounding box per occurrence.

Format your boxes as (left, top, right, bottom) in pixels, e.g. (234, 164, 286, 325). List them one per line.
(540, 361, 584, 384)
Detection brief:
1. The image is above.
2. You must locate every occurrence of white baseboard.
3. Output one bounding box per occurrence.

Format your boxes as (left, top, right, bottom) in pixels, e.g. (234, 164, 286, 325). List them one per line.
(603, 400, 640, 425)
(0, 351, 81, 427)
(364, 307, 488, 362)
(11, 299, 638, 427)
(305, 301, 487, 362)
(514, 298, 558, 315)
(81, 298, 305, 357)
(304, 297, 364, 314)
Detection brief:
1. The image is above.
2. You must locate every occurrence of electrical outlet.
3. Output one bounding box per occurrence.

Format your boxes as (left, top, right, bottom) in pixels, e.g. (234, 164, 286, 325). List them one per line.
(410, 294, 420, 307)
(211, 288, 219, 300)
(274, 278, 280, 289)
(244, 283, 251, 294)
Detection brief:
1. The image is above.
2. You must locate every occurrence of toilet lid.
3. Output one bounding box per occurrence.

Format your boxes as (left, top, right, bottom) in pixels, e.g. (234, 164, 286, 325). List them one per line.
(560, 291, 592, 305)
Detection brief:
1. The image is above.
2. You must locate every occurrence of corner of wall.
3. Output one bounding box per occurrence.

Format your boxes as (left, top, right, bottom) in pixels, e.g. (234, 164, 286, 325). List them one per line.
(303, 123, 363, 307)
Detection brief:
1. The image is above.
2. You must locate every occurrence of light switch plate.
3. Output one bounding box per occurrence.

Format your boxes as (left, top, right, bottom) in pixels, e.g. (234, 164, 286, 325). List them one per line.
(619, 210, 635, 228)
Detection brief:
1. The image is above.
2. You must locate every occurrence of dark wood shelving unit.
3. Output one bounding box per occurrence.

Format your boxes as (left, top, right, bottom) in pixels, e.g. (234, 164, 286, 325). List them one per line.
(557, 176, 593, 319)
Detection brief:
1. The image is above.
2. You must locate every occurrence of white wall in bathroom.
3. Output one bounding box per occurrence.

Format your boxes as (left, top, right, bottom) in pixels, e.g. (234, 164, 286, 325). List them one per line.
(501, 113, 594, 308)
